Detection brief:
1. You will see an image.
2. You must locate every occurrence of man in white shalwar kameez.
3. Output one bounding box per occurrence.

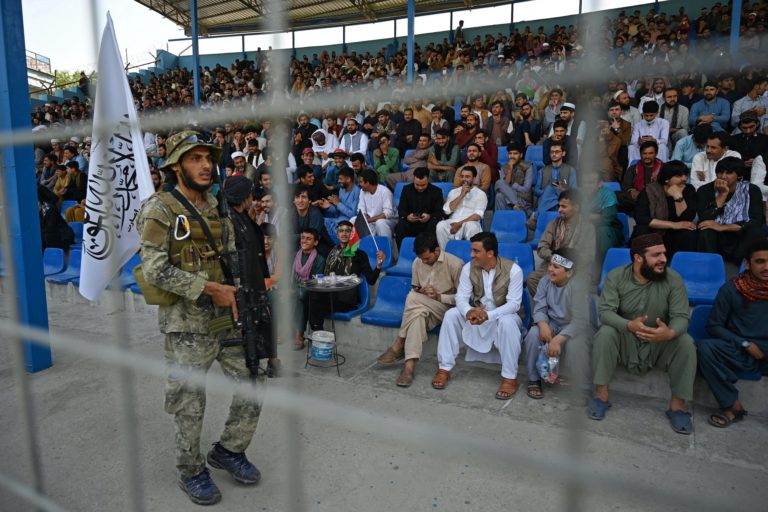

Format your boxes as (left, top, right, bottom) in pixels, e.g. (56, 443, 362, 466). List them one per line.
(432, 232, 525, 400)
(628, 101, 670, 163)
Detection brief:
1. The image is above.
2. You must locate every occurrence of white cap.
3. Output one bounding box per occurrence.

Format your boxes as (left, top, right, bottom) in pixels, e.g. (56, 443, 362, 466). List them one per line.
(51, 138, 60, 144)
(561, 102, 576, 111)
(70, 136, 80, 143)
(230, 151, 245, 159)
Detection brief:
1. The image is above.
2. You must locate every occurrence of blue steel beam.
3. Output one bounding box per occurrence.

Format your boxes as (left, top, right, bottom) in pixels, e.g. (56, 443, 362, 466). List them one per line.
(0, 0, 52, 372)
(190, 0, 200, 109)
(731, 0, 743, 58)
(407, 0, 414, 83)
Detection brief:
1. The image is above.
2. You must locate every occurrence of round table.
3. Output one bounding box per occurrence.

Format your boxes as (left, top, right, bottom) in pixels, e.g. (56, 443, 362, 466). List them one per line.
(301, 276, 361, 375)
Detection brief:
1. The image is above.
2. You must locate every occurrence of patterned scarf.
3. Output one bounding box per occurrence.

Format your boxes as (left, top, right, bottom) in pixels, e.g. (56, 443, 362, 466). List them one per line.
(292, 249, 318, 282)
(733, 270, 768, 302)
(717, 181, 750, 225)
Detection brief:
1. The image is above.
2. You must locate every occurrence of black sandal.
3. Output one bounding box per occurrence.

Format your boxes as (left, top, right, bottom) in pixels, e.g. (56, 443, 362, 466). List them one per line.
(526, 380, 543, 400)
(708, 408, 747, 428)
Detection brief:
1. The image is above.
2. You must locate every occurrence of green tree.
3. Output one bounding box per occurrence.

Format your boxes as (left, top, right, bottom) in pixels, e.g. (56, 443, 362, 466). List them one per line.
(54, 70, 81, 90)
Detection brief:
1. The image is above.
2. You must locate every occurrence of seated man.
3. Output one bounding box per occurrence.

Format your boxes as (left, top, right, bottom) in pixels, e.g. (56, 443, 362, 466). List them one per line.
(432, 232, 525, 400)
(295, 165, 330, 202)
(351, 169, 398, 239)
(690, 132, 741, 190)
(427, 128, 459, 183)
(436, 167, 487, 249)
(305, 221, 385, 333)
(617, 140, 662, 213)
(317, 168, 360, 238)
(589, 233, 696, 435)
(527, 189, 595, 296)
(671, 122, 712, 169)
(494, 143, 534, 213)
(628, 100, 670, 163)
(533, 141, 577, 218)
(322, 149, 350, 191)
(372, 137, 400, 185)
(697, 239, 768, 428)
(452, 143, 491, 192)
(385, 134, 432, 188)
(394, 168, 444, 248)
(523, 249, 592, 399)
(696, 157, 765, 265)
(293, 186, 332, 256)
(292, 228, 326, 350)
(377, 232, 464, 387)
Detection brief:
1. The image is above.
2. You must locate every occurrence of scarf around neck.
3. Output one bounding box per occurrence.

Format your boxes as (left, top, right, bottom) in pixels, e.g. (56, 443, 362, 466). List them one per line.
(717, 181, 750, 225)
(733, 270, 768, 302)
(293, 248, 318, 282)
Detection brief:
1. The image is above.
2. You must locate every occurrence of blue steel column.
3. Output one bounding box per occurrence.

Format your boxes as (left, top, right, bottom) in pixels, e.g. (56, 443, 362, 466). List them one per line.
(190, 0, 200, 109)
(731, 0, 743, 57)
(0, 0, 52, 372)
(407, 0, 415, 83)
(343, 25, 347, 54)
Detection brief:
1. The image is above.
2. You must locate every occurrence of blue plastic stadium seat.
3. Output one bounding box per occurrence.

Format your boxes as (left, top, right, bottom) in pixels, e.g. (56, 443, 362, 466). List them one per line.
(115, 254, 141, 289)
(498, 243, 535, 278)
(46, 248, 82, 284)
(616, 212, 631, 244)
(525, 145, 543, 162)
(670, 252, 726, 306)
(529, 211, 560, 250)
(360, 235, 393, 271)
(520, 288, 532, 330)
(43, 248, 66, 276)
(361, 276, 412, 327)
(689, 305, 761, 381)
(445, 239, 471, 263)
(69, 221, 84, 246)
(491, 210, 528, 244)
(598, 248, 631, 294)
(387, 237, 415, 277)
(602, 181, 621, 192)
(434, 182, 454, 198)
(330, 279, 370, 320)
(393, 181, 408, 207)
(401, 149, 416, 171)
(497, 150, 509, 167)
(129, 283, 143, 295)
(60, 200, 78, 217)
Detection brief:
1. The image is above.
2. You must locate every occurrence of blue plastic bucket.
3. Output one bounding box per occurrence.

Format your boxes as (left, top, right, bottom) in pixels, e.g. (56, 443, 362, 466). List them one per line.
(310, 331, 335, 361)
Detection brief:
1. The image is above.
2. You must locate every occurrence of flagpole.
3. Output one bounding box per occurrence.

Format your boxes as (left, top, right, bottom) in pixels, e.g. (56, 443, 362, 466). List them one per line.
(358, 210, 380, 252)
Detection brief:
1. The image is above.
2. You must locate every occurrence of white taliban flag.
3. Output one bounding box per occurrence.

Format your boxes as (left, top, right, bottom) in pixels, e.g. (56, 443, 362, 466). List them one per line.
(79, 13, 153, 301)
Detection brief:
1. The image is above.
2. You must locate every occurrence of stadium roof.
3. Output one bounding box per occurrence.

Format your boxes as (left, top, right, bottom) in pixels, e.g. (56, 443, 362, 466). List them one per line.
(133, 0, 531, 36)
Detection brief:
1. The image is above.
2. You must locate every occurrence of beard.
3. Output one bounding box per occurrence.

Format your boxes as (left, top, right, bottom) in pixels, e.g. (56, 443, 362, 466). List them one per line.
(640, 259, 667, 281)
(180, 167, 212, 193)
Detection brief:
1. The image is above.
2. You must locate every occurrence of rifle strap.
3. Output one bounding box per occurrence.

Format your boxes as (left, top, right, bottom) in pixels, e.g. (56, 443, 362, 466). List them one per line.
(171, 188, 234, 283)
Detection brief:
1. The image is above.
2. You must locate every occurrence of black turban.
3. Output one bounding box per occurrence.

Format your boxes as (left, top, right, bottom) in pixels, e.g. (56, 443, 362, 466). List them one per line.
(223, 175, 253, 206)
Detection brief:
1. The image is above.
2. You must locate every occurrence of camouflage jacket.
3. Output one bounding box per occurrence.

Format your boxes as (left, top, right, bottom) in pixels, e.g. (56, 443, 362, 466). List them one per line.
(136, 187, 235, 334)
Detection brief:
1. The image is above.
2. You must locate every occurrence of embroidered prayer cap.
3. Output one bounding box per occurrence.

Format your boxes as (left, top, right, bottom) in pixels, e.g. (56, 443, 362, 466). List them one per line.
(222, 175, 254, 206)
(230, 151, 246, 160)
(630, 233, 665, 255)
(561, 102, 576, 111)
(161, 130, 222, 170)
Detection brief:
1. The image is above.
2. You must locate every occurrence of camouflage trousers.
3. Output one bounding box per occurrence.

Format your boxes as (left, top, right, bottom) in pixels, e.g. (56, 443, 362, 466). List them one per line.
(164, 332, 263, 478)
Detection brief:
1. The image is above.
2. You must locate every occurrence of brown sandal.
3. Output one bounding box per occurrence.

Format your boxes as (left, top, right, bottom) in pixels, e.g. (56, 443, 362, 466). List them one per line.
(431, 369, 450, 389)
(495, 378, 518, 400)
(396, 367, 414, 387)
(377, 346, 405, 365)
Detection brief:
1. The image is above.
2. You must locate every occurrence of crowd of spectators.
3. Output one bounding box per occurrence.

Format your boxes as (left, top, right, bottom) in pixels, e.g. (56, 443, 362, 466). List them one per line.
(33, 1, 768, 426)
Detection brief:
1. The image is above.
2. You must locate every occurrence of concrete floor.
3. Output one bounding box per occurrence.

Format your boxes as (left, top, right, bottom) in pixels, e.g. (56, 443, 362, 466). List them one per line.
(0, 292, 766, 512)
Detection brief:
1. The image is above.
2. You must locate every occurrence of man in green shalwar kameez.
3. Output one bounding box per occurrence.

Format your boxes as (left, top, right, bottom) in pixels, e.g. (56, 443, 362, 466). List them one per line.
(588, 233, 697, 435)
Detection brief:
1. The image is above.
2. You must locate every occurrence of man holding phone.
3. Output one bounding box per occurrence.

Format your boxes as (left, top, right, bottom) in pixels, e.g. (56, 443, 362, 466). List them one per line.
(393, 168, 444, 248)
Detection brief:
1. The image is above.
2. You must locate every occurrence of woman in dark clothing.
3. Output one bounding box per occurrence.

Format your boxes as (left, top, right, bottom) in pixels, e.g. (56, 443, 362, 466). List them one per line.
(633, 160, 697, 257)
(38, 185, 75, 251)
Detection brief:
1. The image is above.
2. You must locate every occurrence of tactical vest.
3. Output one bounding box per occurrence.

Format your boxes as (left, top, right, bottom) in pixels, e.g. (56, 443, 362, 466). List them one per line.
(155, 191, 227, 285)
(469, 257, 514, 307)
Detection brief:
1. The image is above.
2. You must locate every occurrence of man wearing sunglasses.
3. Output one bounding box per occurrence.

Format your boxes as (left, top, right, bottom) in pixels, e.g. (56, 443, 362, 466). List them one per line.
(137, 130, 263, 506)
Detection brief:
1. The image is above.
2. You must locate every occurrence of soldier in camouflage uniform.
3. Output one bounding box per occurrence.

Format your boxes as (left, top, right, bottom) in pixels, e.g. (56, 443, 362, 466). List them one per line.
(136, 130, 262, 506)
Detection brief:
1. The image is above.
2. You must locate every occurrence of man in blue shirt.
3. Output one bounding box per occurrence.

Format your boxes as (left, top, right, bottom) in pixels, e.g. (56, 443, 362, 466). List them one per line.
(671, 123, 712, 168)
(688, 82, 731, 132)
(317, 167, 360, 239)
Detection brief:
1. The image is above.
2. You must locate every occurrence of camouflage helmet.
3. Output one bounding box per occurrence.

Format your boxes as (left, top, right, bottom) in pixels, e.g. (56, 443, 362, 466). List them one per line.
(160, 129, 222, 170)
